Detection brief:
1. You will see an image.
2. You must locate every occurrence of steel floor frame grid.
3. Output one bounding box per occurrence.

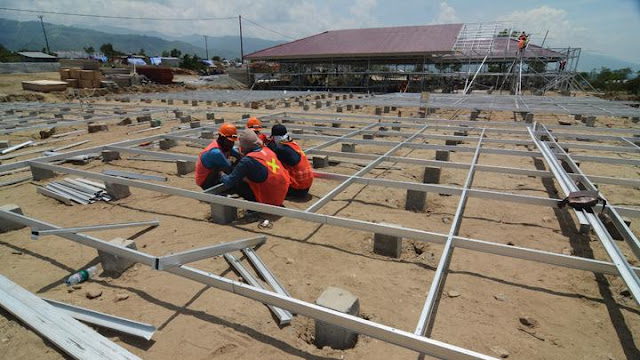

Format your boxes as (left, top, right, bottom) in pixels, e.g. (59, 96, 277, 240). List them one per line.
(13, 111, 639, 359)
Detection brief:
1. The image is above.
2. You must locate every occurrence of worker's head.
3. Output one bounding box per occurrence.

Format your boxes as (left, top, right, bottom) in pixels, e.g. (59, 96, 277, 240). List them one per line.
(238, 128, 262, 155)
(271, 124, 290, 143)
(217, 123, 238, 151)
(246, 117, 263, 134)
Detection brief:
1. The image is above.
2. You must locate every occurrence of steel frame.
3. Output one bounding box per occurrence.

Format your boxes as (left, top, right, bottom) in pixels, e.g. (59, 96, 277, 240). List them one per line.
(2, 104, 639, 358)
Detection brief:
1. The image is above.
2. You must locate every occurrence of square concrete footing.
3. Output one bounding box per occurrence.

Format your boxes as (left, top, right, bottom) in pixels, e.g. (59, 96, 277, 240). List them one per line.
(101, 150, 121, 162)
(176, 160, 196, 175)
(315, 287, 359, 350)
(363, 134, 374, 140)
(98, 238, 137, 275)
(31, 165, 55, 181)
(312, 156, 329, 169)
(88, 123, 108, 133)
(200, 131, 214, 139)
(435, 150, 450, 162)
(105, 182, 131, 200)
(190, 121, 201, 128)
(373, 225, 402, 258)
(303, 105, 310, 111)
(383, 106, 390, 113)
(375, 107, 382, 115)
(214, 118, 225, 124)
(210, 203, 237, 224)
(585, 116, 596, 127)
(0, 204, 26, 233)
(423, 166, 441, 184)
(405, 190, 426, 212)
(0, 140, 9, 149)
(206, 112, 215, 120)
(341, 143, 356, 153)
(159, 139, 177, 150)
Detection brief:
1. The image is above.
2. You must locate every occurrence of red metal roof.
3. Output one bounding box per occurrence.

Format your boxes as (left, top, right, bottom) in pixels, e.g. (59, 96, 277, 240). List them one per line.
(246, 24, 464, 60)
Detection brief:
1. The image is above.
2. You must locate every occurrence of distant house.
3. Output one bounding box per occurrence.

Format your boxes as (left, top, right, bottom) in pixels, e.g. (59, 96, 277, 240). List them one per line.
(149, 57, 180, 67)
(18, 51, 57, 63)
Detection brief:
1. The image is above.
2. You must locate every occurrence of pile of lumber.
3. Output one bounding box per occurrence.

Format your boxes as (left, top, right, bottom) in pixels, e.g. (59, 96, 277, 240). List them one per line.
(60, 69, 104, 89)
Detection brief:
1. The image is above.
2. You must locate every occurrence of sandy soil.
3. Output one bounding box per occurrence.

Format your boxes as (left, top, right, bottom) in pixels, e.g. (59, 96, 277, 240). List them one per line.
(0, 95, 639, 360)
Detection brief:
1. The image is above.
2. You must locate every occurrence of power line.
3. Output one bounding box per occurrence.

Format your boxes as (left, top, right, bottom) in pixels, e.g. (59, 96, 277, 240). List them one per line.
(241, 16, 296, 40)
(0, 6, 236, 21)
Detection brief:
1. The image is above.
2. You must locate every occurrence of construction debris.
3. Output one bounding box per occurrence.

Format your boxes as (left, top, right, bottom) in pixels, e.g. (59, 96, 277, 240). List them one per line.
(37, 178, 111, 205)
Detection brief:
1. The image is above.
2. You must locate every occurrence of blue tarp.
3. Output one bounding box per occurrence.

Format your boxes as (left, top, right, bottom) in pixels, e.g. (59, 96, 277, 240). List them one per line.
(127, 58, 147, 65)
(201, 59, 214, 66)
(149, 57, 161, 65)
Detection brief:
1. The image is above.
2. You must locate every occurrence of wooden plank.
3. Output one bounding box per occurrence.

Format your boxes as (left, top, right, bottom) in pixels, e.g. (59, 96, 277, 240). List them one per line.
(0, 275, 140, 360)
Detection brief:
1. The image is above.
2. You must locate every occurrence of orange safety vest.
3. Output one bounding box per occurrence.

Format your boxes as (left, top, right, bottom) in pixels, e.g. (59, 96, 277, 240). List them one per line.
(281, 141, 313, 190)
(518, 39, 525, 50)
(246, 148, 290, 206)
(195, 141, 229, 186)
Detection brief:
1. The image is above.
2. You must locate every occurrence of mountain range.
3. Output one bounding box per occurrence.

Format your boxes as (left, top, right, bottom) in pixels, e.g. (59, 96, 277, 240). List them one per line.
(1, 18, 638, 72)
(0, 18, 282, 60)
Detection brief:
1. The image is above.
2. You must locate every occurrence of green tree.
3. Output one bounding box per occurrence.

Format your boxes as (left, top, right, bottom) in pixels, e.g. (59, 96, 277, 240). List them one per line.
(170, 48, 182, 58)
(139, 48, 146, 56)
(84, 46, 95, 54)
(99, 43, 122, 59)
(212, 55, 221, 61)
(161, 50, 170, 57)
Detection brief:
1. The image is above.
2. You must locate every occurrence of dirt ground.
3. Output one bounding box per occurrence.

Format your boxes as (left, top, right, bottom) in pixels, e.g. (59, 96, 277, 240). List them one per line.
(0, 93, 639, 360)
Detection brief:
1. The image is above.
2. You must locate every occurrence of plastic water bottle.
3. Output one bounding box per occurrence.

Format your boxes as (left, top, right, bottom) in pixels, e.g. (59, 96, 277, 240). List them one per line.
(65, 266, 98, 286)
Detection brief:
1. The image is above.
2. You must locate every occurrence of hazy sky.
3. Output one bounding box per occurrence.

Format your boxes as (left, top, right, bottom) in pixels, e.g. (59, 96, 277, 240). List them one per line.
(1, 0, 639, 63)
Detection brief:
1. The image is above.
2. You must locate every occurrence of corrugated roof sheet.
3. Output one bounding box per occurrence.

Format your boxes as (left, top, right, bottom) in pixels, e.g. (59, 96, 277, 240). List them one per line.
(246, 24, 464, 60)
(18, 52, 57, 59)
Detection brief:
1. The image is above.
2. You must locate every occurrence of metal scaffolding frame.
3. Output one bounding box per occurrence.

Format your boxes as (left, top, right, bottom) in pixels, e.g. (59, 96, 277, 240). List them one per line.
(2, 105, 639, 358)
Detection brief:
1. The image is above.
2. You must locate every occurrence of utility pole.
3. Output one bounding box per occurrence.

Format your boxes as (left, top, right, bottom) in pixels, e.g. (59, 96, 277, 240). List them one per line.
(239, 15, 244, 61)
(204, 35, 209, 59)
(38, 15, 51, 54)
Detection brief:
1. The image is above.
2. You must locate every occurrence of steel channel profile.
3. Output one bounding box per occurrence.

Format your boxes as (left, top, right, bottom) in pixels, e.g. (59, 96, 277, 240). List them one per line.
(415, 129, 486, 337)
(306, 124, 431, 213)
(242, 248, 292, 297)
(529, 123, 640, 304)
(156, 236, 266, 270)
(32, 220, 159, 239)
(223, 254, 294, 325)
(22, 161, 640, 276)
(539, 125, 640, 259)
(43, 298, 156, 340)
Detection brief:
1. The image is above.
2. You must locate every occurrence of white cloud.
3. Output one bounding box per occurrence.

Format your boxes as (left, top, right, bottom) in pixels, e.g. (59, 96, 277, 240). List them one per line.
(499, 6, 586, 48)
(0, 0, 380, 40)
(433, 1, 459, 24)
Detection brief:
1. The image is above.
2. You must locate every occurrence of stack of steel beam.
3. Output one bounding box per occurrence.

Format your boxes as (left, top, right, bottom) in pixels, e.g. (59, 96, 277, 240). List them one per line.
(39, 178, 110, 205)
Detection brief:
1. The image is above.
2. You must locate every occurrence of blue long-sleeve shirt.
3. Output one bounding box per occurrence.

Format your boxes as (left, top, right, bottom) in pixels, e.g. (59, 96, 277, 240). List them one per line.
(200, 146, 241, 169)
(267, 141, 301, 166)
(221, 148, 267, 188)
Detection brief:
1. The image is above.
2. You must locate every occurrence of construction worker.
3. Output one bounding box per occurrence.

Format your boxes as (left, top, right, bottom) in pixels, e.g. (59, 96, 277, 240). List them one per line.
(195, 123, 241, 190)
(246, 117, 268, 144)
(266, 124, 313, 198)
(518, 32, 528, 52)
(220, 129, 290, 206)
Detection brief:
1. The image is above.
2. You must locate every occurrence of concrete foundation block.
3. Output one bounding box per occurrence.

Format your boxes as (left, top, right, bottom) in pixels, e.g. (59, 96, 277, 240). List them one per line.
(332, 122, 341, 128)
(436, 150, 450, 161)
(573, 114, 582, 120)
(159, 139, 177, 150)
(251, 102, 260, 109)
(88, 123, 108, 133)
(315, 101, 322, 109)
(445, 140, 458, 146)
(292, 129, 304, 134)
(190, 121, 201, 128)
(206, 112, 215, 120)
(206, 100, 212, 105)
(192, 100, 198, 106)
(284, 102, 291, 108)
(174, 111, 184, 118)
(167, 99, 174, 105)
(303, 105, 310, 111)
(383, 106, 390, 113)
(312, 156, 329, 169)
(200, 130, 214, 139)
(217, 102, 224, 107)
(363, 134, 374, 140)
(375, 107, 383, 115)
(136, 115, 151, 123)
(180, 115, 192, 123)
(423, 166, 441, 184)
(0, 140, 9, 149)
(98, 238, 137, 275)
(585, 116, 596, 127)
(346, 104, 353, 111)
(325, 101, 332, 107)
(336, 106, 343, 113)
(54, 113, 64, 119)
(214, 118, 224, 124)
(405, 190, 426, 212)
(341, 143, 356, 153)
(470, 110, 480, 120)
(150, 119, 162, 127)
(242, 114, 251, 119)
(101, 150, 121, 162)
(373, 226, 403, 258)
(176, 160, 196, 175)
(525, 113, 534, 123)
(210, 203, 237, 224)
(31, 165, 55, 181)
(315, 287, 360, 350)
(265, 104, 276, 110)
(355, 105, 361, 110)
(105, 182, 131, 200)
(0, 204, 26, 233)
(183, 100, 189, 105)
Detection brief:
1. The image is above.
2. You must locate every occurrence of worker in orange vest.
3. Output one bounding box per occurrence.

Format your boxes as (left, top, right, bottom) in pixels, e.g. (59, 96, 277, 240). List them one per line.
(266, 124, 313, 198)
(220, 129, 290, 206)
(194, 123, 241, 190)
(246, 117, 268, 144)
(518, 32, 528, 52)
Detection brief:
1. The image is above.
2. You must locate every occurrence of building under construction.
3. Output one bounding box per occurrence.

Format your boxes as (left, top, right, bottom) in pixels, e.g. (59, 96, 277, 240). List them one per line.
(246, 22, 589, 94)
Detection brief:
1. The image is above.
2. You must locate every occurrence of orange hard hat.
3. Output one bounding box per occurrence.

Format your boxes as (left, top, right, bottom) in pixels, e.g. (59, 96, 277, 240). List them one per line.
(246, 117, 263, 131)
(218, 123, 238, 140)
